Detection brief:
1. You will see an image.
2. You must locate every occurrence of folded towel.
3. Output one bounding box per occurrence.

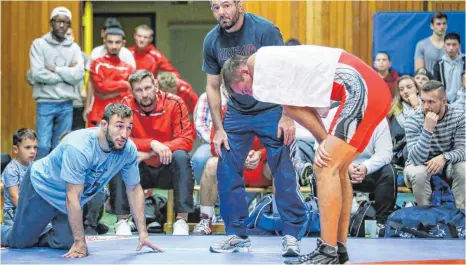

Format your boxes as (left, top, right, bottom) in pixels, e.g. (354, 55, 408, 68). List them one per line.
(253, 45, 343, 109)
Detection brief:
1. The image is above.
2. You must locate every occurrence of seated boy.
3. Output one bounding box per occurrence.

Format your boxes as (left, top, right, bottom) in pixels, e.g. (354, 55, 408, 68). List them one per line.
(2, 129, 38, 225)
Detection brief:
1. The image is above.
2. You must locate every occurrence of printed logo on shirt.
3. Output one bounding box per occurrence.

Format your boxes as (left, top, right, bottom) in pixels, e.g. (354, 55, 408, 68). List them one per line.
(218, 44, 257, 62)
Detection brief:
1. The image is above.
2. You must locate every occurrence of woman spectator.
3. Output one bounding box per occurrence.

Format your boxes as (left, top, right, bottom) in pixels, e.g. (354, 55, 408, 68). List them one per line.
(387, 75, 421, 167)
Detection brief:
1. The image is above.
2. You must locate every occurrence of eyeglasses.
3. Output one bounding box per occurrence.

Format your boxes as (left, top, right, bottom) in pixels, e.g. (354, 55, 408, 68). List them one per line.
(52, 19, 71, 26)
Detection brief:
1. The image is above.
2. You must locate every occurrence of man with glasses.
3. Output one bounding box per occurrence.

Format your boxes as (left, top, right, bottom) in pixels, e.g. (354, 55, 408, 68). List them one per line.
(29, 7, 84, 159)
(203, 0, 308, 257)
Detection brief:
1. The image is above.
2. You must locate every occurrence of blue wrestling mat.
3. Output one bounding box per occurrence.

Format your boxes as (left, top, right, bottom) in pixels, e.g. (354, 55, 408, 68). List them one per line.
(1, 235, 464, 264)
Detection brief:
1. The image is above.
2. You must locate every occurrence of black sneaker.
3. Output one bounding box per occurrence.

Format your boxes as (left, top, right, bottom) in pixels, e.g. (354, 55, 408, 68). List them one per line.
(84, 226, 98, 235)
(337, 241, 350, 264)
(284, 238, 338, 264)
(96, 222, 109, 235)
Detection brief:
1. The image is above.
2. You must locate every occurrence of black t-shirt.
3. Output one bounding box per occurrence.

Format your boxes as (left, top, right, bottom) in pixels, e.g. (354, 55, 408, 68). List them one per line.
(202, 12, 283, 114)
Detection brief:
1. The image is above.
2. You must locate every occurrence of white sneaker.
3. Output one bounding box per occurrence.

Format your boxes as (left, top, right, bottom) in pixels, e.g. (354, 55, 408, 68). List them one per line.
(172, 219, 189, 235)
(115, 219, 132, 236)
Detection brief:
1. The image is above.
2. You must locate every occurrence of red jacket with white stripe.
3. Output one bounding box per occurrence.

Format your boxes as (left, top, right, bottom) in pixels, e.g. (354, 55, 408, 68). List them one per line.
(129, 44, 180, 78)
(121, 91, 194, 154)
(89, 55, 134, 124)
(176, 79, 198, 116)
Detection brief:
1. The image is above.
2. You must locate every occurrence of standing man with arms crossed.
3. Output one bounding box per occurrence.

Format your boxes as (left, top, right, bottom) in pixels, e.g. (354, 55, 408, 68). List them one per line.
(1, 103, 162, 258)
(221, 44, 391, 264)
(203, 0, 308, 256)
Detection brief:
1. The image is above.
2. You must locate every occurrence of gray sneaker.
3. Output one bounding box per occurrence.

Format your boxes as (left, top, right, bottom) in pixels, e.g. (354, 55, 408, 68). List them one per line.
(209, 235, 252, 253)
(282, 235, 300, 257)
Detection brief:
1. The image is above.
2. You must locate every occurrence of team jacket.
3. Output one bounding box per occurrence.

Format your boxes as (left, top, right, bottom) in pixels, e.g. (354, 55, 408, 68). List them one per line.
(89, 55, 134, 125)
(121, 91, 194, 154)
(129, 44, 180, 78)
(176, 79, 199, 115)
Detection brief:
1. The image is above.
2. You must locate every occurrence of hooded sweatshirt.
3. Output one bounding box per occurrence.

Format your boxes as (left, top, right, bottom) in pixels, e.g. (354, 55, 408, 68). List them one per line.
(434, 53, 465, 103)
(29, 32, 84, 102)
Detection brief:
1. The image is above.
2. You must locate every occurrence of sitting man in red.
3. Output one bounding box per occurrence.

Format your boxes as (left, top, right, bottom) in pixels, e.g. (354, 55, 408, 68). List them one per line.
(88, 28, 134, 127)
(129, 24, 180, 78)
(158, 72, 199, 118)
(111, 69, 195, 236)
(191, 106, 272, 235)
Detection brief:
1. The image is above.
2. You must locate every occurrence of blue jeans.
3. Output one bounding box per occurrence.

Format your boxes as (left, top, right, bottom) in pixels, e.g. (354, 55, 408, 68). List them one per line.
(217, 108, 309, 239)
(1, 169, 73, 249)
(36, 101, 73, 159)
(191, 143, 213, 184)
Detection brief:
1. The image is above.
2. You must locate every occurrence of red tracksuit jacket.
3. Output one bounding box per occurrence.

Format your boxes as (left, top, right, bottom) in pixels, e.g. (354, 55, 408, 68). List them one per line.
(121, 91, 194, 156)
(89, 55, 134, 126)
(176, 79, 198, 116)
(129, 44, 180, 78)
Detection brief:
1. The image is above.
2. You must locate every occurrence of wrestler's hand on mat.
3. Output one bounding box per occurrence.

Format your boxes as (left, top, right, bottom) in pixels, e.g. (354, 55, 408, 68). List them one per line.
(62, 241, 88, 258)
(136, 235, 164, 253)
(150, 140, 172, 165)
(213, 128, 230, 157)
(425, 154, 446, 175)
(245, 150, 261, 170)
(424, 112, 439, 133)
(277, 115, 296, 145)
(315, 138, 332, 168)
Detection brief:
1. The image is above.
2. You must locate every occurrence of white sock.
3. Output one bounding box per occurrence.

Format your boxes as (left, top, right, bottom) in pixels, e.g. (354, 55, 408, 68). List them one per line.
(200, 206, 214, 219)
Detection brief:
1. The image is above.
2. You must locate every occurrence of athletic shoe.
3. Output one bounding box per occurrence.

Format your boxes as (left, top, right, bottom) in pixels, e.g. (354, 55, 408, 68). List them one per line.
(96, 222, 109, 235)
(173, 219, 189, 235)
(192, 216, 212, 235)
(337, 241, 350, 264)
(115, 219, 132, 236)
(209, 235, 252, 253)
(284, 238, 338, 264)
(282, 235, 300, 257)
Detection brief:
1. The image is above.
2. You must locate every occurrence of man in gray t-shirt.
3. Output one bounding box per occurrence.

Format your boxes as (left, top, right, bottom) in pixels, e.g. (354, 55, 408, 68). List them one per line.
(414, 12, 448, 76)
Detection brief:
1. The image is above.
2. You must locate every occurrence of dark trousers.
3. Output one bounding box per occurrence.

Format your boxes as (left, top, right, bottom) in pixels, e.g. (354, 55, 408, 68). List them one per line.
(1, 169, 73, 249)
(72, 106, 85, 131)
(218, 107, 308, 239)
(352, 164, 397, 223)
(109, 150, 194, 215)
(82, 188, 107, 229)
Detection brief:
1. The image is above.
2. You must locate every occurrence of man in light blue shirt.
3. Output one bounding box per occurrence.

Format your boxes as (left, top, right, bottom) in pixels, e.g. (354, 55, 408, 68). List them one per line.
(1, 103, 163, 258)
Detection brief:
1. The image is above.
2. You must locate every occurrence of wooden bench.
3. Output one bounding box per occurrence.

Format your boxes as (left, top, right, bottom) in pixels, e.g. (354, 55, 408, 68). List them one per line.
(163, 185, 411, 234)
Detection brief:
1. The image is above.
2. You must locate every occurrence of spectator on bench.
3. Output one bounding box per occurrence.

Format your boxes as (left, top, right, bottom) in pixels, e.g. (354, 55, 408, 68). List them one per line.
(192, 106, 272, 235)
(2, 129, 37, 226)
(158, 72, 199, 119)
(111, 69, 195, 236)
(321, 108, 396, 224)
(414, 68, 432, 89)
(374, 51, 399, 98)
(433, 32, 465, 106)
(414, 12, 448, 76)
(404, 80, 465, 208)
(387, 76, 421, 167)
(191, 85, 228, 184)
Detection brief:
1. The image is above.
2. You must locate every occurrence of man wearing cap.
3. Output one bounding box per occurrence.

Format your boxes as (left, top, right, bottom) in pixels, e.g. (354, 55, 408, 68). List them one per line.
(83, 17, 136, 124)
(29, 7, 84, 159)
(88, 28, 135, 127)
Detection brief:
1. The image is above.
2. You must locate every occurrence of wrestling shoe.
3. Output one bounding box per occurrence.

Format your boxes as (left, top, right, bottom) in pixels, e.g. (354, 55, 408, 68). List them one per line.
(284, 238, 338, 264)
(209, 235, 251, 253)
(337, 241, 350, 264)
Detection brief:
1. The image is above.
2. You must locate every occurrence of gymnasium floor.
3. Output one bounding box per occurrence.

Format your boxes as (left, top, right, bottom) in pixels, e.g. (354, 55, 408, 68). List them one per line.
(1, 235, 464, 264)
